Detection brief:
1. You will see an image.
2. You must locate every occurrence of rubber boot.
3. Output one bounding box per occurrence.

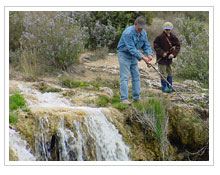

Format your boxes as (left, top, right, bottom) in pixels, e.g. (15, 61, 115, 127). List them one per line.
(167, 76, 174, 92)
(161, 79, 170, 93)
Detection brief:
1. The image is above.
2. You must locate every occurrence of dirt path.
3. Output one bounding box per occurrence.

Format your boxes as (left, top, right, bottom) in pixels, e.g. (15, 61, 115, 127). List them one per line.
(83, 54, 159, 80)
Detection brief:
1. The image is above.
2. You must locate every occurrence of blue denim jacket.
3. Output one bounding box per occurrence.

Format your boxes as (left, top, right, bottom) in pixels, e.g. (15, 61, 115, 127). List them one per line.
(117, 25, 152, 61)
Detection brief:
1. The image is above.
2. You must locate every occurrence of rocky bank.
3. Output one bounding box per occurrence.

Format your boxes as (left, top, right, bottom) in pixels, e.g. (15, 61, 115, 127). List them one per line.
(9, 53, 209, 161)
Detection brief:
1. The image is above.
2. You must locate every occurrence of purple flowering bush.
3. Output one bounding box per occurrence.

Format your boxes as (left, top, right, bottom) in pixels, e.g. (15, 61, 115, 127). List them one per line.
(173, 18, 209, 85)
(72, 11, 153, 49)
(20, 12, 86, 70)
(10, 11, 153, 71)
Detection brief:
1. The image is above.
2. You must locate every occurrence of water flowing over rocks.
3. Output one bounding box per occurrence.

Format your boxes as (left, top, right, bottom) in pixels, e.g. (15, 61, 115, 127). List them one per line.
(9, 128, 36, 161)
(9, 55, 209, 161)
(10, 82, 130, 161)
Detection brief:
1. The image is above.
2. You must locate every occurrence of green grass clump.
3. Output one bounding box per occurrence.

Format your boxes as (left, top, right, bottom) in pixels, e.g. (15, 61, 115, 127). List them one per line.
(112, 103, 128, 110)
(9, 93, 27, 124)
(96, 94, 129, 110)
(60, 74, 89, 88)
(9, 112, 19, 124)
(133, 98, 167, 143)
(96, 95, 111, 107)
(9, 93, 26, 111)
(46, 88, 62, 93)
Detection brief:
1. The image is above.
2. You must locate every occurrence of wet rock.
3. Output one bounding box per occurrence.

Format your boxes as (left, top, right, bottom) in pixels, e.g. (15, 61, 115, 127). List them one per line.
(184, 80, 201, 88)
(168, 105, 209, 149)
(9, 146, 19, 161)
(99, 87, 114, 97)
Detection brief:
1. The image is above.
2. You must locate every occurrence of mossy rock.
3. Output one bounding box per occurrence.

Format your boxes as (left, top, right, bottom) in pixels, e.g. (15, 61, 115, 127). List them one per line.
(168, 105, 208, 148)
(9, 146, 19, 161)
(103, 107, 177, 160)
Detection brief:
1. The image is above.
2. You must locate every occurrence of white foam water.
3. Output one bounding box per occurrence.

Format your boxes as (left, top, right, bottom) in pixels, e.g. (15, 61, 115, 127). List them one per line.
(9, 128, 36, 161)
(13, 83, 130, 161)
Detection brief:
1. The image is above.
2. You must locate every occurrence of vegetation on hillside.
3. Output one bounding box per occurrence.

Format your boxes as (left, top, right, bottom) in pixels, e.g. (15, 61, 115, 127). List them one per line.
(9, 11, 209, 86)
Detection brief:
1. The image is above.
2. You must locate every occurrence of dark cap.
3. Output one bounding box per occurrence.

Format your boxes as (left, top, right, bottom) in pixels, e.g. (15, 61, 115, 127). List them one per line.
(135, 16, 146, 29)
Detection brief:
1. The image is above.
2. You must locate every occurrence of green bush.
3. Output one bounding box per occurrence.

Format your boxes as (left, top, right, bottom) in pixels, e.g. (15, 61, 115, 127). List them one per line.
(9, 93, 26, 124)
(9, 12, 25, 52)
(73, 11, 153, 49)
(173, 18, 209, 86)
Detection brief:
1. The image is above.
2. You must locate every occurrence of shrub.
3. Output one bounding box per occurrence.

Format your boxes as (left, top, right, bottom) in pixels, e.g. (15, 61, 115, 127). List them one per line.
(173, 18, 209, 86)
(72, 11, 153, 50)
(20, 48, 39, 81)
(9, 48, 22, 67)
(19, 12, 86, 70)
(9, 12, 25, 52)
(89, 47, 109, 61)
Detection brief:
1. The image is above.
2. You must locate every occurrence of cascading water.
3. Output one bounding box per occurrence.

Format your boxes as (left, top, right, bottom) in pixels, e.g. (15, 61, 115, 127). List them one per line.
(9, 128, 36, 161)
(10, 83, 130, 161)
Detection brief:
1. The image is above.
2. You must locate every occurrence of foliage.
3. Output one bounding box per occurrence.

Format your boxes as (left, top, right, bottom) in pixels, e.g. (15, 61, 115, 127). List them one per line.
(10, 11, 153, 71)
(59, 73, 89, 88)
(173, 18, 209, 85)
(9, 12, 25, 51)
(20, 48, 39, 81)
(183, 11, 209, 22)
(89, 47, 109, 61)
(72, 11, 153, 49)
(19, 12, 86, 70)
(46, 88, 63, 93)
(152, 11, 209, 22)
(9, 48, 22, 66)
(132, 98, 169, 160)
(96, 94, 129, 110)
(9, 93, 26, 124)
(9, 112, 19, 124)
(133, 99, 167, 143)
(96, 95, 111, 107)
(112, 103, 129, 110)
(9, 93, 26, 111)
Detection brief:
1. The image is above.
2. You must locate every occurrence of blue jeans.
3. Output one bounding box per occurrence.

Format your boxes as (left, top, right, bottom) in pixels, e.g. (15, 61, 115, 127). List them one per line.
(118, 51, 140, 101)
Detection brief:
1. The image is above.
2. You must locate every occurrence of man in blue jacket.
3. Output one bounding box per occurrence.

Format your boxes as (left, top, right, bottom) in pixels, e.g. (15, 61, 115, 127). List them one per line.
(117, 16, 153, 104)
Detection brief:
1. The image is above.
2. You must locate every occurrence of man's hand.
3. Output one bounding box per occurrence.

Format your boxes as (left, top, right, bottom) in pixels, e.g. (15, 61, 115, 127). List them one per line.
(147, 55, 153, 61)
(168, 54, 174, 59)
(142, 56, 152, 64)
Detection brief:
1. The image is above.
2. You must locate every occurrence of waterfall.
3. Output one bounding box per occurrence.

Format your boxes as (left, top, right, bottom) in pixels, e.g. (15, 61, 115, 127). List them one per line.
(9, 128, 36, 161)
(54, 108, 130, 161)
(9, 83, 130, 161)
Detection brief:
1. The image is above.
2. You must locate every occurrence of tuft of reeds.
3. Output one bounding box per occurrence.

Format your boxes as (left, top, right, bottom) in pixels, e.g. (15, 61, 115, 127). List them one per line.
(133, 99, 169, 160)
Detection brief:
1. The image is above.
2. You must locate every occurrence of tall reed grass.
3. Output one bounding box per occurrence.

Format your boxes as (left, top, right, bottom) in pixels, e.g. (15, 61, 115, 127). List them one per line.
(133, 99, 169, 160)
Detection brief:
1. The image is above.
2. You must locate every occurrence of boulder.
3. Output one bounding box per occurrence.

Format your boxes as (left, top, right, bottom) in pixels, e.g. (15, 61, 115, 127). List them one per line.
(168, 105, 209, 149)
